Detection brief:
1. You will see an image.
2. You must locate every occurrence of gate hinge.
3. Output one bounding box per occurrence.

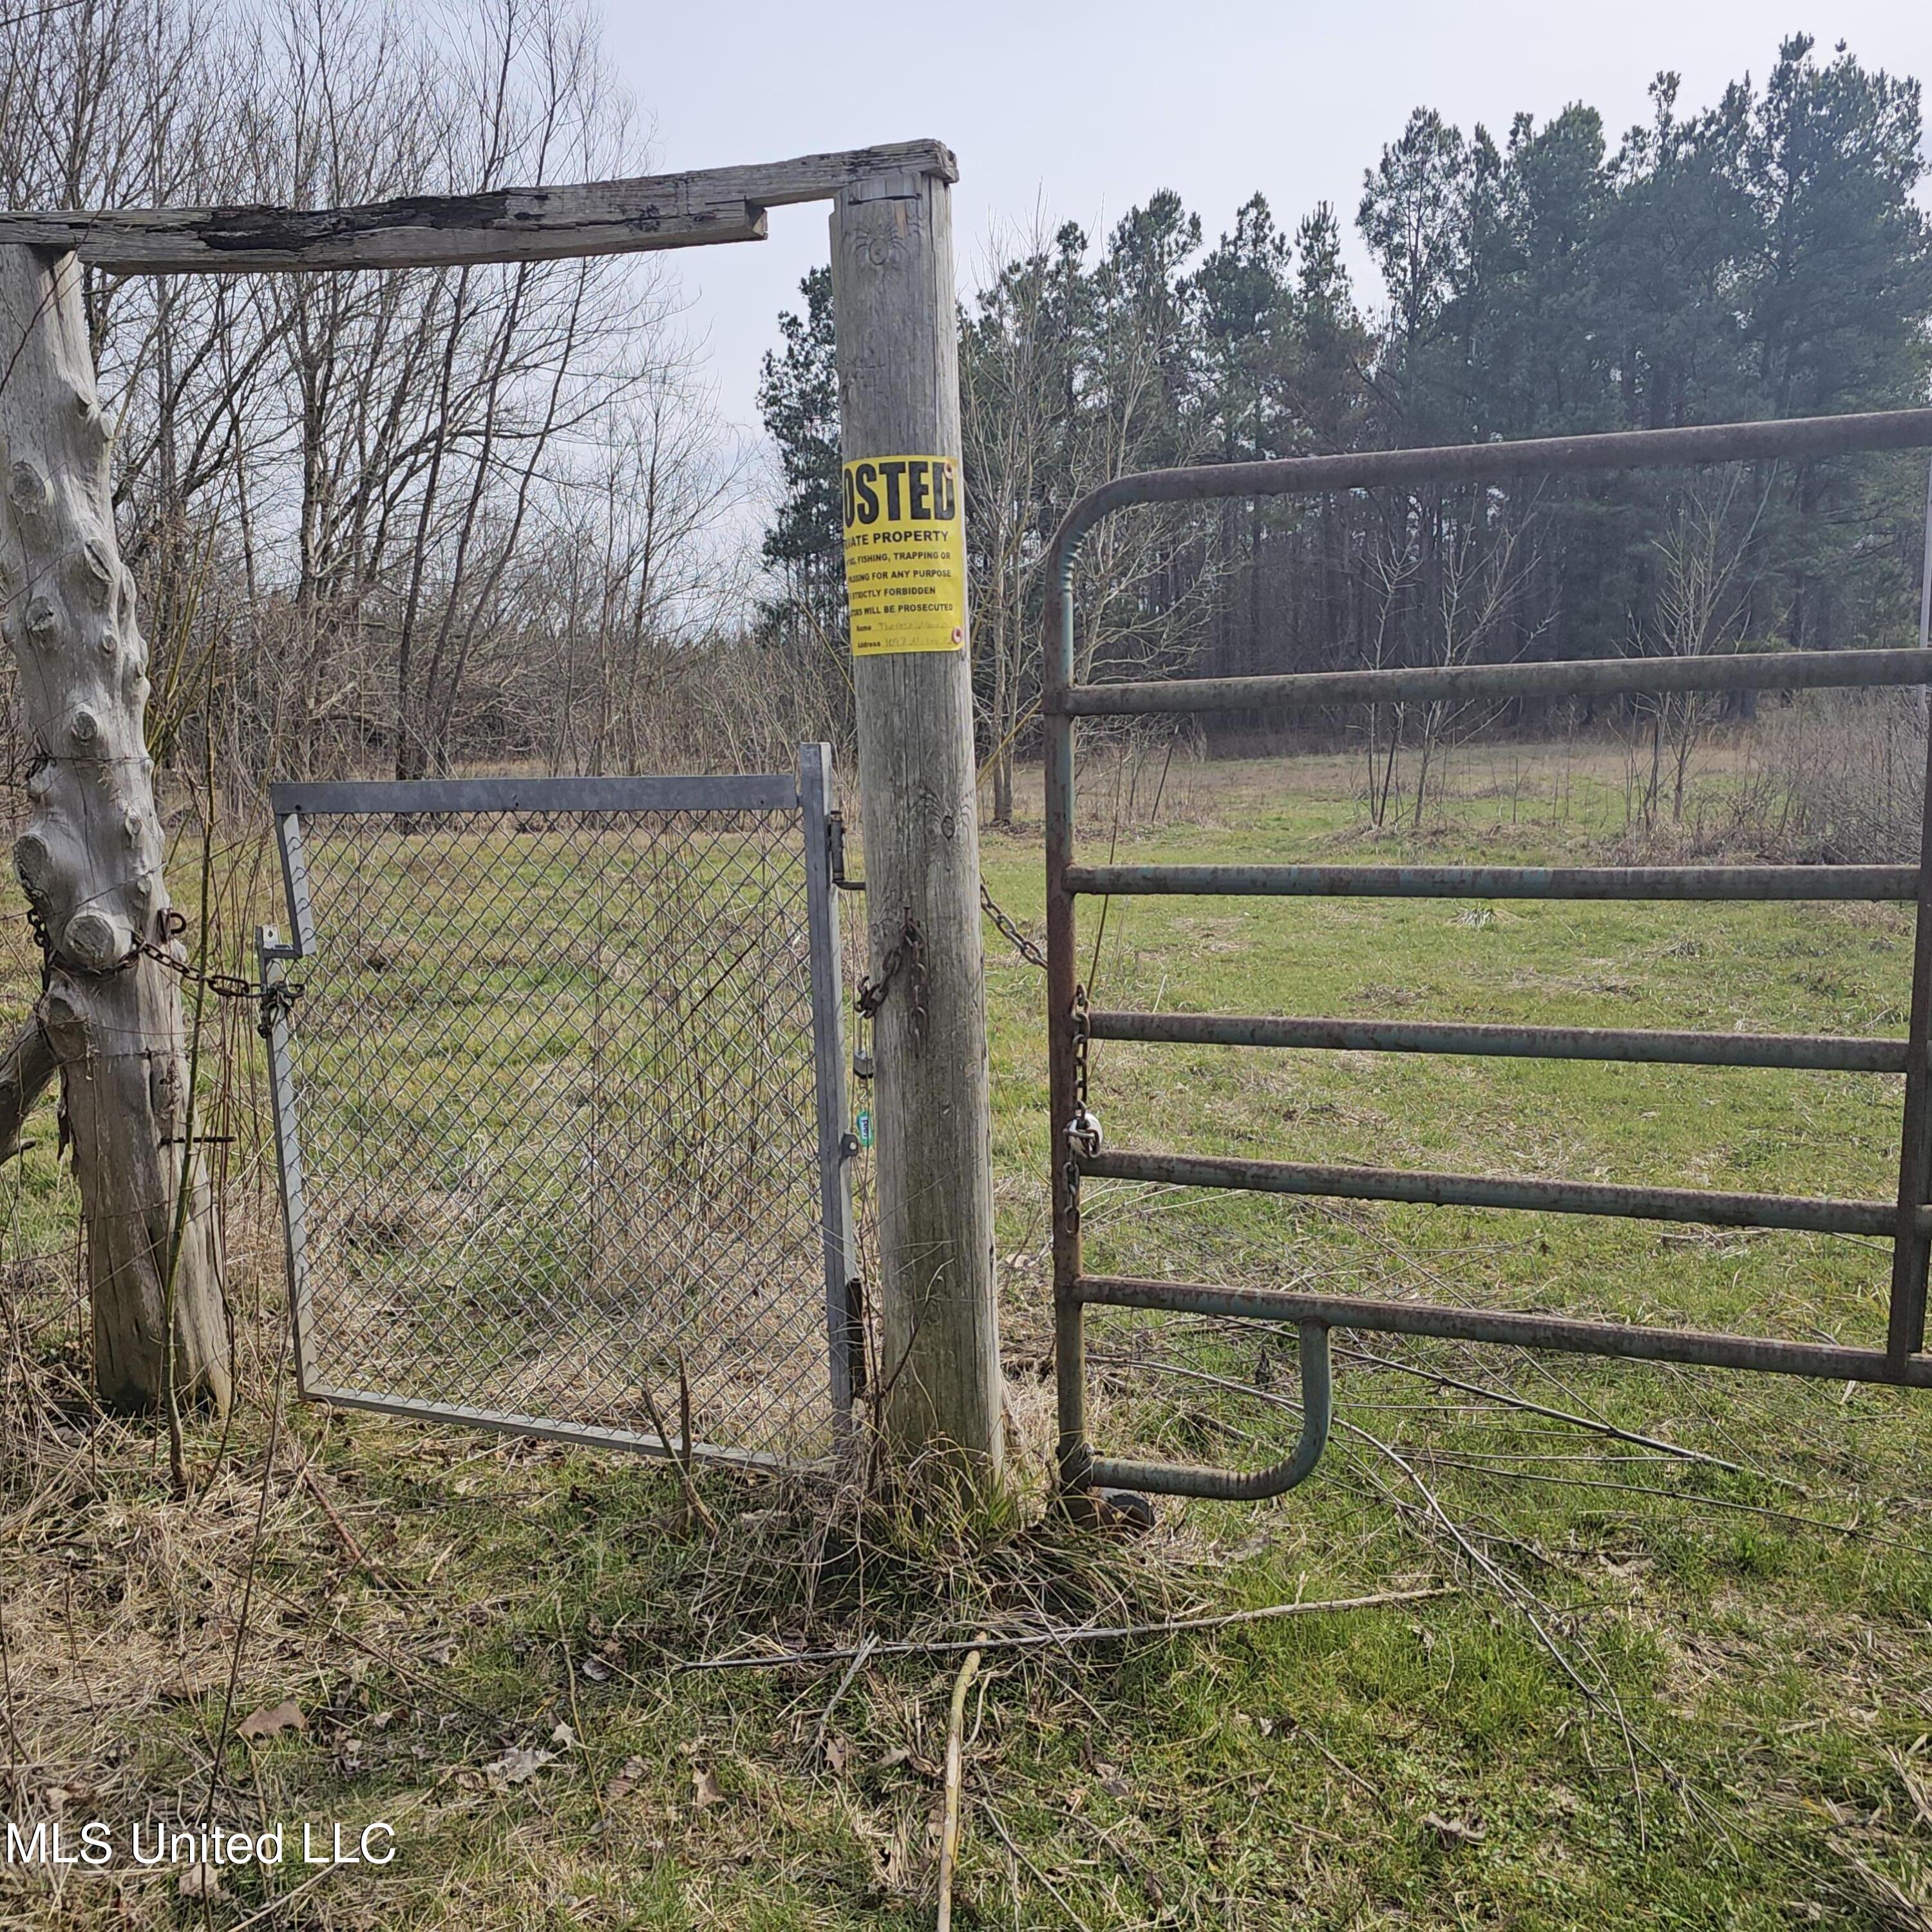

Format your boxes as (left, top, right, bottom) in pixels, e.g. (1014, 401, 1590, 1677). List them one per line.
(829, 811, 865, 892)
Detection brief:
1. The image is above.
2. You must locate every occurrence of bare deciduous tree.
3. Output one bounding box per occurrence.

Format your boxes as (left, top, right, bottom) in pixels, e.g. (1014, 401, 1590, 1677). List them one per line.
(1640, 470, 1770, 826)
(0, 0, 747, 1419)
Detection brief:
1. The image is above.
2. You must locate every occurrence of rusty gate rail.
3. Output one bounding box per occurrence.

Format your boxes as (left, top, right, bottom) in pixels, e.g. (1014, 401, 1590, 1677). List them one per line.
(1041, 406, 1932, 1502)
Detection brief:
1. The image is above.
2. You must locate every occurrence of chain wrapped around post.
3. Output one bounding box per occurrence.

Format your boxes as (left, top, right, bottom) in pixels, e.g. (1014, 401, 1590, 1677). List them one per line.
(31, 893, 292, 1034)
(121, 907, 298, 1036)
(856, 908, 927, 1050)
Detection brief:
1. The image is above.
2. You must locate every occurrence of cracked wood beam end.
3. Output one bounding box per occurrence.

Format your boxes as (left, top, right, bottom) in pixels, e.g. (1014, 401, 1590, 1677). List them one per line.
(0, 139, 960, 275)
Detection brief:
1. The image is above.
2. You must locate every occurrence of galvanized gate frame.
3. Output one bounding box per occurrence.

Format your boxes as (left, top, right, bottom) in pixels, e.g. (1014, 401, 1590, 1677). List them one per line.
(1044, 407, 1932, 1502)
(256, 746, 861, 1469)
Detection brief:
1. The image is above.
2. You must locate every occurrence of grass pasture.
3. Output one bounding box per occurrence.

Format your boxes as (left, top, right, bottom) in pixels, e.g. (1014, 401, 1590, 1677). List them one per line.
(4, 737, 1932, 1928)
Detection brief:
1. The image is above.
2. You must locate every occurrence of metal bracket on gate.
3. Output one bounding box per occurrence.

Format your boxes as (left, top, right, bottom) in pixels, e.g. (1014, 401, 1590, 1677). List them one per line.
(828, 811, 864, 892)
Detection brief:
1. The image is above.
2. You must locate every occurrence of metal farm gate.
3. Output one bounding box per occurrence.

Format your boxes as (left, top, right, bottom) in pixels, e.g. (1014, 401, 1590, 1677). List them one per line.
(257, 748, 858, 1470)
(1045, 408, 1932, 1502)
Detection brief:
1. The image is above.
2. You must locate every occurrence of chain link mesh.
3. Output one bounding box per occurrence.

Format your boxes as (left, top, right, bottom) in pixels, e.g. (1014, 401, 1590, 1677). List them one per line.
(274, 800, 838, 1468)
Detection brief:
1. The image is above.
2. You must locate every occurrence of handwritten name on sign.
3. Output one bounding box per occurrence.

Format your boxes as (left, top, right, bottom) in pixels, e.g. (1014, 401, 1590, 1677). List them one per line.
(840, 457, 966, 656)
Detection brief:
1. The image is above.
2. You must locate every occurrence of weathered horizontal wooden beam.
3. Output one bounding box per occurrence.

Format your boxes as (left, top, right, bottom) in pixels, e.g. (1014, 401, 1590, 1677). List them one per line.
(0, 138, 958, 274)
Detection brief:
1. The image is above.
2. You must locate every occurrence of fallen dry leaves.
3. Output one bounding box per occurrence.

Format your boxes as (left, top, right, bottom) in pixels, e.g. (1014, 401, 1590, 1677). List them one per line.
(237, 1698, 305, 1742)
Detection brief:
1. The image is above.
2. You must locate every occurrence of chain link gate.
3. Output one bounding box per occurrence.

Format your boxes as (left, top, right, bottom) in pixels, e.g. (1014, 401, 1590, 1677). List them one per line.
(257, 747, 859, 1471)
(1044, 407, 1932, 1502)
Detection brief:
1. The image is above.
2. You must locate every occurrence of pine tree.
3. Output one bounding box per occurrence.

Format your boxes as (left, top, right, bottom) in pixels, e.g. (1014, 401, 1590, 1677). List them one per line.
(1736, 37, 1932, 647)
(757, 40, 1932, 771)
(755, 267, 844, 659)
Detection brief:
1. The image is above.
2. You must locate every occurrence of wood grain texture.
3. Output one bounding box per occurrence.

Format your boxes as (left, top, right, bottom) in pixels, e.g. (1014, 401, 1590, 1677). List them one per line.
(0, 140, 959, 274)
(0, 1011, 55, 1155)
(0, 245, 229, 1413)
(829, 172, 1003, 1484)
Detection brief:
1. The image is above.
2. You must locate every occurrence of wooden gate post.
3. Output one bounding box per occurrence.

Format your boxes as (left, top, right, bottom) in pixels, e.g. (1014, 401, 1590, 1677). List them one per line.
(829, 156, 1003, 1489)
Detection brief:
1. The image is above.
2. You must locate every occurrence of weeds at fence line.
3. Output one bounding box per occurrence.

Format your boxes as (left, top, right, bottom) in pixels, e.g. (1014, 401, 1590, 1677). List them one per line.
(4, 736, 1932, 1921)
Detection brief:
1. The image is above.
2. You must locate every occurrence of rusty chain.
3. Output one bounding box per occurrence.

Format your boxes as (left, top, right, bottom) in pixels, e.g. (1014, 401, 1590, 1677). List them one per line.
(855, 909, 927, 1050)
(119, 910, 258, 1001)
(979, 881, 1047, 972)
(1067, 985, 1101, 1157)
(132, 913, 304, 1040)
(29, 902, 299, 1037)
(1071, 984, 1091, 1112)
(1062, 984, 1099, 1236)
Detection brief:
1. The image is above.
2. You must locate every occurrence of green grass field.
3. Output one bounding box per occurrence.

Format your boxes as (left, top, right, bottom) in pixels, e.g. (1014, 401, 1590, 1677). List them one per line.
(5, 741, 1932, 1929)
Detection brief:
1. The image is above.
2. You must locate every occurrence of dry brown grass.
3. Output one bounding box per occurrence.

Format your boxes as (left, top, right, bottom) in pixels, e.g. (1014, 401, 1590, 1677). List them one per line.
(6, 726, 1932, 1923)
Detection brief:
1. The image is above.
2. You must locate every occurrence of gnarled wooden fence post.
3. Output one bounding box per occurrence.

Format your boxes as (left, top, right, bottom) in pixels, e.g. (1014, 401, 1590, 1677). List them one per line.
(0, 245, 228, 1415)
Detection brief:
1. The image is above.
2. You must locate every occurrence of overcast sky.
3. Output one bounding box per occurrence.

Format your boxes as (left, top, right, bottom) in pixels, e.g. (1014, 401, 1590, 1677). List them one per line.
(603, 0, 1929, 448)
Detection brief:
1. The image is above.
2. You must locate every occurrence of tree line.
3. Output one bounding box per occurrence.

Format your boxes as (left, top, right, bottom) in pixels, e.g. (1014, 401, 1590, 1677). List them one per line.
(1, 12, 1927, 811)
(759, 35, 1932, 823)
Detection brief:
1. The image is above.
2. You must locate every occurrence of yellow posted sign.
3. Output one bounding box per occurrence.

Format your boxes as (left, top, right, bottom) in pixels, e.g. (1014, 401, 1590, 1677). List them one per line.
(840, 455, 967, 656)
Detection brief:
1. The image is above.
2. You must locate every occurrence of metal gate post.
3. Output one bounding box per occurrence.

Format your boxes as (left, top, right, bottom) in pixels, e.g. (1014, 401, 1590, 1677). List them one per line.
(256, 925, 316, 1394)
(1896, 459, 1932, 1365)
(1888, 612, 1932, 1367)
